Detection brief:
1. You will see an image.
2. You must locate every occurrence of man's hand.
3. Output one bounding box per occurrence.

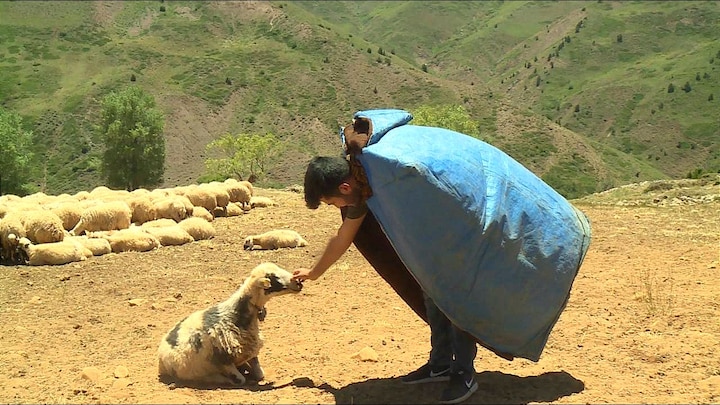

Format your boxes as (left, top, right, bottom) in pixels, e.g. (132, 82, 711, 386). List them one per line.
(293, 267, 318, 282)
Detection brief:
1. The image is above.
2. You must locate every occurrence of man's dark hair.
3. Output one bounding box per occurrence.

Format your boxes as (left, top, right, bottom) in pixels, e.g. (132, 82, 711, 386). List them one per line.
(304, 155, 350, 209)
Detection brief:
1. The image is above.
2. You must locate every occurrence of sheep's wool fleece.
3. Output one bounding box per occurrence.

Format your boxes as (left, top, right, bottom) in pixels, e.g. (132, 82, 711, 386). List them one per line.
(347, 109, 592, 362)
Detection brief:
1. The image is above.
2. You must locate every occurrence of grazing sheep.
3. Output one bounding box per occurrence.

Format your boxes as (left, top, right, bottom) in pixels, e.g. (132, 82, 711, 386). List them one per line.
(17, 236, 87, 266)
(178, 217, 216, 241)
(21, 210, 66, 244)
(157, 262, 303, 387)
(71, 201, 132, 236)
(243, 229, 308, 251)
(101, 229, 160, 253)
(249, 196, 277, 208)
(142, 225, 194, 246)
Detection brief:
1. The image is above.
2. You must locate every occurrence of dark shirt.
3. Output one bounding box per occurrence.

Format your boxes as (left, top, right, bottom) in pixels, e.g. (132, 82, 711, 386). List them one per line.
(346, 200, 368, 219)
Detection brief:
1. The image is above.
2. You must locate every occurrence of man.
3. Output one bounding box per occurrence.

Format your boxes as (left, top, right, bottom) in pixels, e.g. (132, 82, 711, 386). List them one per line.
(293, 155, 480, 404)
(293, 108, 591, 404)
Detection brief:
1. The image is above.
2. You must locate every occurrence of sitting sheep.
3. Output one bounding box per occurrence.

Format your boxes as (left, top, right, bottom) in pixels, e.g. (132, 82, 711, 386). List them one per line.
(157, 262, 303, 387)
(66, 235, 112, 256)
(243, 229, 308, 251)
(17, 236, 88, 266)
(0, 215, 26, 264)
(20, 210, 66, 244)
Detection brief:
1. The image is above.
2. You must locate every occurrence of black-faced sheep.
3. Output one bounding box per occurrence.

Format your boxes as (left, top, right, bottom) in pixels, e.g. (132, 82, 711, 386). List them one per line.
(157, 262, 303, 387)
(243, 229, 308, 251)
(17, 236, 88, 266)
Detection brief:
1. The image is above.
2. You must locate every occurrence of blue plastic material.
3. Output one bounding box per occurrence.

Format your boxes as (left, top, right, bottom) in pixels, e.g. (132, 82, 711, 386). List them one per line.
(352, 109, 591, 361)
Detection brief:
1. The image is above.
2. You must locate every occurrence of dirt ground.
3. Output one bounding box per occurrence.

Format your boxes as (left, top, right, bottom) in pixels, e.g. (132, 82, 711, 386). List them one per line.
(1, 188, 719, 404)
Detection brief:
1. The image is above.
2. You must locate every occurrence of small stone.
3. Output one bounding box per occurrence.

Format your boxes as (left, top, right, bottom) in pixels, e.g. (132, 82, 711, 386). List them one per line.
(114, 365, 129, 378)
(81, 366, 101, 383)
(128, 299, 145, 306)
(351, 346, 379, 362)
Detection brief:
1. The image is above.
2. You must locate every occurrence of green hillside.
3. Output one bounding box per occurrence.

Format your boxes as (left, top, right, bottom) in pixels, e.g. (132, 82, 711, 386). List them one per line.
(0, 1, 717, 199)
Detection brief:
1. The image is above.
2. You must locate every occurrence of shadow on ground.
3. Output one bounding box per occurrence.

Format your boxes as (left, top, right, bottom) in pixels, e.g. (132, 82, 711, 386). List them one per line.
(313, 370, 584, 404)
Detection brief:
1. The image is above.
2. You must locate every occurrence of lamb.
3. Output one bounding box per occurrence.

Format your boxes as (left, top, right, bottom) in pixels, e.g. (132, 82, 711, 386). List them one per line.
(157, 262, 303, 387)
(17, 236, 88, 266)
(70, 201, 132, 236)
(243, 229, 308, 251)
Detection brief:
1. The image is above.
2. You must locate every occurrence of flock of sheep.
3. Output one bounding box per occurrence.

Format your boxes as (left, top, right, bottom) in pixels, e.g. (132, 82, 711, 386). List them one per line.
(0, 178, 305, 266)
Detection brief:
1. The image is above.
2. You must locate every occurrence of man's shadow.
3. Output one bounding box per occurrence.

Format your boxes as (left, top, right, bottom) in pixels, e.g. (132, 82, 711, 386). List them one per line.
(309, 370, 584, 405)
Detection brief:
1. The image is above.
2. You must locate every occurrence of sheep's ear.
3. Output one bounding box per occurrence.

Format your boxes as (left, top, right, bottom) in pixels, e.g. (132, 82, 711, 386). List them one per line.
(259, 277, 271, 289)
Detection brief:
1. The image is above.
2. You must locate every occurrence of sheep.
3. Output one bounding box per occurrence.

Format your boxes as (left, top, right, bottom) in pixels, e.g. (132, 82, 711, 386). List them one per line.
(70, 201, 132, 236)
(100, 229, 160, 253)
(157, 262, 303, 387)
(183, 186, 217, 213)
(20, 210, 66, 244)
(0, 215, 26, 264)
(238, 180, 254, 197)
(67, 235, 112, 256)
(178, 217, 216, 241)
(249, 196, 277, 208)
(153, 196, 189, 222)
(140, 218, 178, 229)
(128, 196, 157, 225)
(17, 236, 88, 266)
(190, 206, 214, 222)
(142, 225, 194, 247)
(243, 229, 308, 251)
(222, 182, 252, 210)
(49, 202, 83, 231)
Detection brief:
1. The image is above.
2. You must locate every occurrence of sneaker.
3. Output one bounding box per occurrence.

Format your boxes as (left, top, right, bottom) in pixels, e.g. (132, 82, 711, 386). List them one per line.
(400, 363, 451, 384)
(438, 371, 478, 404)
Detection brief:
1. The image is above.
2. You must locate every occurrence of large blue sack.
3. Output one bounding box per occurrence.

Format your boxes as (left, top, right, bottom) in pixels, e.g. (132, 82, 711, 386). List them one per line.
(345, 109, 592, 361)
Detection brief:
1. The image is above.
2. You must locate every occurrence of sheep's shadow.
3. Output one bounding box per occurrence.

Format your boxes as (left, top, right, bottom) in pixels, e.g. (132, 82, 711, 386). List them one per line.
(308, 370, 585, 404)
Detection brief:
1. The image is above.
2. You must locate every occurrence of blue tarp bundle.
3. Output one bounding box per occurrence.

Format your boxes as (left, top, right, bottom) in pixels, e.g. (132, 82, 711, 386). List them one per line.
(346, 109, 591, 361)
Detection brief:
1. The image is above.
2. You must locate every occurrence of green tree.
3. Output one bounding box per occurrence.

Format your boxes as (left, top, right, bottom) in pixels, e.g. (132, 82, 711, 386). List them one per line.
(204, 132, 281, 182)
(0, 108, 35, 195)
(411, 104, 481, 138)
(98, 85, 165, 191)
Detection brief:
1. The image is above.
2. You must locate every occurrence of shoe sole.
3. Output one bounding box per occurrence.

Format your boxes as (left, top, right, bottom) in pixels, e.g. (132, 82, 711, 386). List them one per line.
(401, 375, 451, 385)
(438, 381, 479, 404)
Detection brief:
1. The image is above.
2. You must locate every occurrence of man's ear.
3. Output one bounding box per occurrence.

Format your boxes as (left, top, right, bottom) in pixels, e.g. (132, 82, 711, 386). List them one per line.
(338, 182, 352, 195)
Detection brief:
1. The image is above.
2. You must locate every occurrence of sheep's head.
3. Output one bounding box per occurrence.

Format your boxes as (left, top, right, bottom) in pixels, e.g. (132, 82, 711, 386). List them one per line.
(249, 262, 303, 296)
(17, 236, 33, 251)
(243, 236, 254, 250)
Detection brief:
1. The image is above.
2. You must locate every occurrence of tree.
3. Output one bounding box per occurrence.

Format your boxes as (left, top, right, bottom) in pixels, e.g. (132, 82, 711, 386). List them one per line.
(204, 132, 281, 182)
(0, 108, 35, 195)
(411, 104, 481, 138)
(98, 85, 165, 191)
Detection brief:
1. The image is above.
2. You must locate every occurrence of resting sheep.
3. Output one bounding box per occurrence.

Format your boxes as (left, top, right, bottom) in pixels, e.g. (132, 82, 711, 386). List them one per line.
(249, 196, 277, 208)
(21, 210, 66, 244)
(178, 217, 216, 241)
(142, 225, 194, 247)
(71, 201, 132, 236)
(17, 236, 88, 266)
(243, 229, 308, 251)
(157, 262, 303, 387)
(100, 229, 160, 253)
(0, 215, 26, 264)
